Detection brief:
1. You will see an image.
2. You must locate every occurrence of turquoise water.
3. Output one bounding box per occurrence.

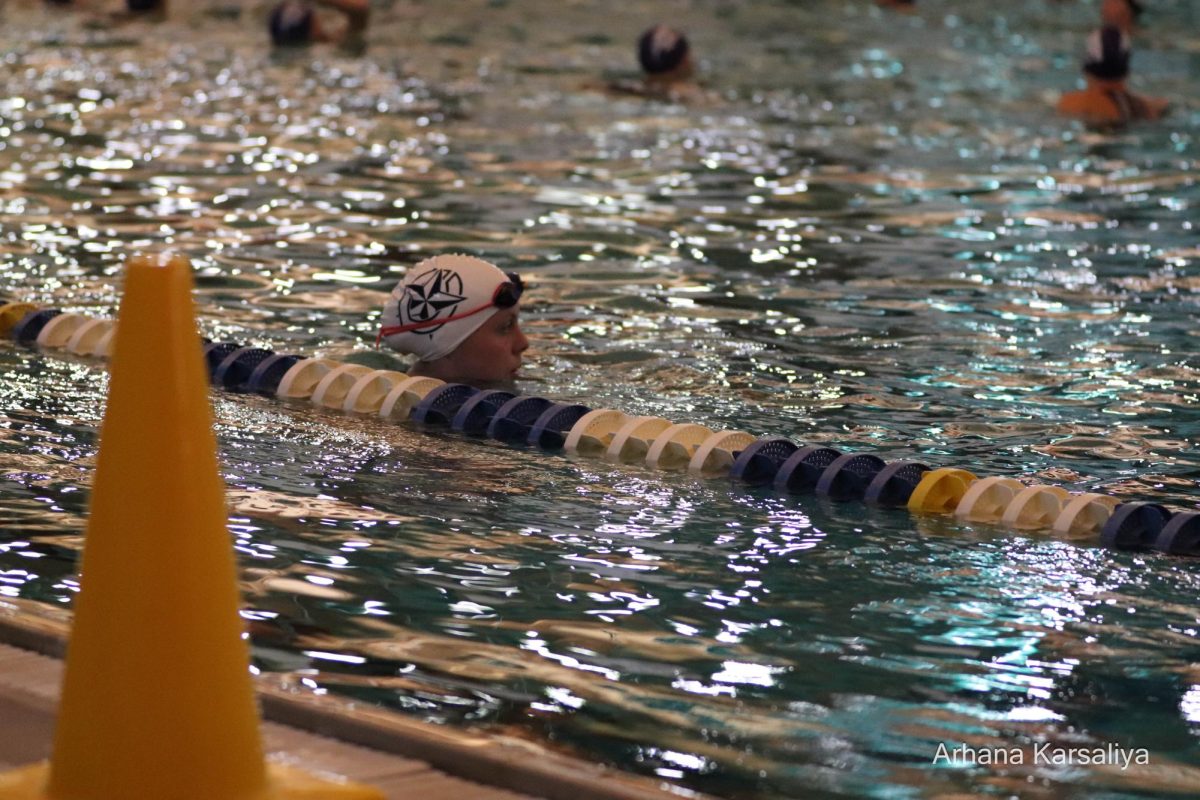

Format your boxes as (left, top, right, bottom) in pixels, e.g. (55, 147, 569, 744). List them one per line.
(1, 1, 1199, 797)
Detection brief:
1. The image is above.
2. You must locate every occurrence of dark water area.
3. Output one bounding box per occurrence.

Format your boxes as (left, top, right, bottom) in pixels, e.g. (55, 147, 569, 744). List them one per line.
(1, 1, 1199, 797)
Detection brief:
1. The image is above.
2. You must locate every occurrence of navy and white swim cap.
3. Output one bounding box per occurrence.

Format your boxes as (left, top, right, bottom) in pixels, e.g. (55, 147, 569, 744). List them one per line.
(269, 0, 315, 47)
(380, 255, 512, 362)
(1084, 26, 1131, 81)
(637, 25, 690, 75)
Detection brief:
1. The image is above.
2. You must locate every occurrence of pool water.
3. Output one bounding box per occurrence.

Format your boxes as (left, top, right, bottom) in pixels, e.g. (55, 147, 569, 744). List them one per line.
(1, 1, 1199, 797)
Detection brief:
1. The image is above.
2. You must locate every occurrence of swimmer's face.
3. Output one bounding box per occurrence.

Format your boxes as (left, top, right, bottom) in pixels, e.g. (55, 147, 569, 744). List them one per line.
(1101, 0, 1134, 29)
(432, 305, 529, 386)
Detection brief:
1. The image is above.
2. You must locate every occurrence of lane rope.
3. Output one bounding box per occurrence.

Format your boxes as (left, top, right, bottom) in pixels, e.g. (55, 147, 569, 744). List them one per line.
(7, 304, 1195, 556)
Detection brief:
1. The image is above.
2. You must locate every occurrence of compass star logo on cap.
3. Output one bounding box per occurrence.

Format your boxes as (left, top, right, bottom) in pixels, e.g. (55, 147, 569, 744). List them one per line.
(401, 268, 466, 334)
(380, 253, 513, 362)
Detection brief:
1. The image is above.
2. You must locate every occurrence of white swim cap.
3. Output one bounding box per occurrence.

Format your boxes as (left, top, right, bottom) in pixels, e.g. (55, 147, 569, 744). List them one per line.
(379, 254, 515, 362)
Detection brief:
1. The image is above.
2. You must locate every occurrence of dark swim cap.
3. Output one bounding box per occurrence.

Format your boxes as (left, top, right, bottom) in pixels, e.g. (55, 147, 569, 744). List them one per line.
(269, 0, 315, 46)
(637, 25, 690, 75)
(1083, 26, 1131, 81)
(126, 0, 160, 10)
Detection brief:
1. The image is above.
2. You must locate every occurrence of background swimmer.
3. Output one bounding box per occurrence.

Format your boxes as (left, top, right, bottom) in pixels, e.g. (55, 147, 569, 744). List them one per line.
(268, 0, 368, 50)
(1057, 24, 1168, 124)
(377, 255, 529, 388)
(603, 24, 708, 102)
(638, 24, 694, 86)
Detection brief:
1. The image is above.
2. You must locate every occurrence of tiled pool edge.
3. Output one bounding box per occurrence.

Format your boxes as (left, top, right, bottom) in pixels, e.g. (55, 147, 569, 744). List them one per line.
(0, 598, 707, 800)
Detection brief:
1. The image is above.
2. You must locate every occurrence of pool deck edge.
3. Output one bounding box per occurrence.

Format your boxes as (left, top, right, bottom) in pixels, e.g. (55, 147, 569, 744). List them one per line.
(0, 598, 708, 800)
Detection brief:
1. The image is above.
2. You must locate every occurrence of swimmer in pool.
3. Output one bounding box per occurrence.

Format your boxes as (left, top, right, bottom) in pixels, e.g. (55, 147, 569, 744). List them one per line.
(377, 255, 529, 388)
(876, 0, 916, 12)
(638, 25, 695, 87)
(1056, 25, 1168, 125)
(605, 25, 707, 102)
(268, 0, 368, 50)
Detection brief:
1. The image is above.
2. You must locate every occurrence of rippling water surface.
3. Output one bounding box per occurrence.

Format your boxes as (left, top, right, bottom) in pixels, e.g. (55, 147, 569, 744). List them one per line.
(1, 1, 1199, 797)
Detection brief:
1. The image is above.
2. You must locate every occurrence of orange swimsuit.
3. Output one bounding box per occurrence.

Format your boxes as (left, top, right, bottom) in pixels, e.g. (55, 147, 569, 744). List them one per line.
(1057, 85, 1156, 125)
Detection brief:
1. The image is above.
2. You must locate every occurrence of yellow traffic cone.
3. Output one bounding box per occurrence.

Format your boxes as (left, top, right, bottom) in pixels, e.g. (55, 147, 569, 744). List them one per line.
(0, 253, 382, 800)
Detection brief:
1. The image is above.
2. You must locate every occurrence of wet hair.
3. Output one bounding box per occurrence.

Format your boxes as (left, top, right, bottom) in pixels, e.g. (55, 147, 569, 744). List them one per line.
(637, 25, 690, 75)
(269, 0, 315, 47)
(1084, 26, 1131, 81)
(126, 0, 161, 10)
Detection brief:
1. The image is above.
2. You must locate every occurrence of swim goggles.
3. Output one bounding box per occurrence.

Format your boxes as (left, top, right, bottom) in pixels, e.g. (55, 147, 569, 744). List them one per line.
(377, 272, 524, 342)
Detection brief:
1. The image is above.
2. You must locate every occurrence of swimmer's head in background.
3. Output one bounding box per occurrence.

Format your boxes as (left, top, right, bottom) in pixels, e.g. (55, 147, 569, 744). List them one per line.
(379, 255, 523, 362)
(1101, 0, 1142, 28)
(1084, 26, 1131, 81)
(126, 0, 161, 10)
(638, 25, 691, 76)
(269, 0, 315, 47)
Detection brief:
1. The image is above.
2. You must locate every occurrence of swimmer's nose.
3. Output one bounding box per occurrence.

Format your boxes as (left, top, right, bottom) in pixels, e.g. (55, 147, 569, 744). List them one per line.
(514, 325, 529, 355)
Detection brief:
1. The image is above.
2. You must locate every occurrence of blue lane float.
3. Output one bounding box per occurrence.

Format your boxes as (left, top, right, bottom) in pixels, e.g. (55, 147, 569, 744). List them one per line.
(1100, 502, 1171, 551)
(1154, 512, 1200, 556)
(774, 446, 842, 494)
(12, 309, 62, 345)
(487, 396, 554, 443)
(246, 353, 302, 396)
(452, 389, 517, 436)
(212, 347, 275, 391)
(815, 453, 887, 502)
(730, 437, 799, 486)
(864, 461, 930, 507)
(203, 341, 245, 377)
(527, 403, 592, 450)
(412, 383, 479, 426)
(12, 310, 1200, 559)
